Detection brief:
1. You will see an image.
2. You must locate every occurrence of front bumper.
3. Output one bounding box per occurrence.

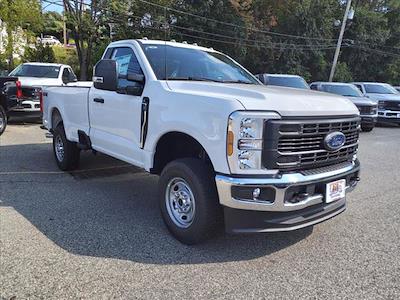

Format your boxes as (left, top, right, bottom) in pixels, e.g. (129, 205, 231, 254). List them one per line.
(360, 114, 377, 126)
(378, 110, 400, 124)
(216, 160, 360, 233)
(11, 99, 41, 112)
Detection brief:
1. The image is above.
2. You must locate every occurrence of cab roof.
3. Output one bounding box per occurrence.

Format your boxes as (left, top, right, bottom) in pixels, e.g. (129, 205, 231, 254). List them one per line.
(109, 39, 217, 53)
(22, 62, 66, 67)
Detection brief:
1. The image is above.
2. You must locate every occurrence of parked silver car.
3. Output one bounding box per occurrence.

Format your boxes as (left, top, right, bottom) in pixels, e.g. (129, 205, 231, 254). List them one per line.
(310, 82, 378, 132)
(352, 82, 400, 125)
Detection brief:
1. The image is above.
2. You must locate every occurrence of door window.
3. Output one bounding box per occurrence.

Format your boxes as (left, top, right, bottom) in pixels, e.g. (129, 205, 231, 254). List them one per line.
(111, 47, 143, 90)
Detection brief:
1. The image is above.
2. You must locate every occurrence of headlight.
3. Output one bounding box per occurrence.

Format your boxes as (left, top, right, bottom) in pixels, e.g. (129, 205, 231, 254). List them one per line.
(227, 111, 280, 174)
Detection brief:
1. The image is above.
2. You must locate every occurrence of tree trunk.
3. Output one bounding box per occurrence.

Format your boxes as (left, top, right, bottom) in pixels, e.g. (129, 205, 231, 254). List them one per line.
(79, 50, 88, 81)
(6, 0, 14, 72)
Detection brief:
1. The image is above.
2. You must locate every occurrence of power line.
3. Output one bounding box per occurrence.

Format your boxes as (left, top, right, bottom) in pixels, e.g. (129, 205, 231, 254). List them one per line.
(136, 0, 339, 42)
(43, 0, 339, 50)
(126, 14, 339, 50)
(42, 0, 400, 57)
(350, 45, 400, 58)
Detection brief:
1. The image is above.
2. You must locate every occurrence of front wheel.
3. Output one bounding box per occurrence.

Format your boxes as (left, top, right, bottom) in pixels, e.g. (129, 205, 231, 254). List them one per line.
(159, 158, 222, 245)
(361, 125, 374, 132)
(0, 105, 7, 136)
(52, 124, 80, 171)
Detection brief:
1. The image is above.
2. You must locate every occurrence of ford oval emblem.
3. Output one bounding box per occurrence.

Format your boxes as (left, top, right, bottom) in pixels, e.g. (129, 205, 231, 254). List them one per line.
(324, 132, 346, 151)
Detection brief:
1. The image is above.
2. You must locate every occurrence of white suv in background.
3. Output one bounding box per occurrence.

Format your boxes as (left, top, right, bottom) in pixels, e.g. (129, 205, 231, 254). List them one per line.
(39, 35, 62, 46)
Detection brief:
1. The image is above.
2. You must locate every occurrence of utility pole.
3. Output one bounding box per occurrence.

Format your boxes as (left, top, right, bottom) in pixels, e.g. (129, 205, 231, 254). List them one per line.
(329, 0, 352, 82)
(63, 1, 67, 47)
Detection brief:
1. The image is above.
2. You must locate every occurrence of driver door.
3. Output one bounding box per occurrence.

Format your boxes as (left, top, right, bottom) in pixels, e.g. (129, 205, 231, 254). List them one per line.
(89, 46, 145, 167)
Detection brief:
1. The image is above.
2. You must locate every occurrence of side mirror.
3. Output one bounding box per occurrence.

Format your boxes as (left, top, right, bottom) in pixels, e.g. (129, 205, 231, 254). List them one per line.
(93, 59, 118, 91)
(62, 74, 69, 84)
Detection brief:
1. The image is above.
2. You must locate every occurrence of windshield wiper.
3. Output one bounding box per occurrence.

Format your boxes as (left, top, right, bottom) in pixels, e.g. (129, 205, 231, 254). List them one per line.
(221, 80, 254, 85)
(166, 77, 223, 83)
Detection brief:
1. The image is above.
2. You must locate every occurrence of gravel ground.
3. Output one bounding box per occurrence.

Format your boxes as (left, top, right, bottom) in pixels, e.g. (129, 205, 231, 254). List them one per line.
(0, 120, 399, 299)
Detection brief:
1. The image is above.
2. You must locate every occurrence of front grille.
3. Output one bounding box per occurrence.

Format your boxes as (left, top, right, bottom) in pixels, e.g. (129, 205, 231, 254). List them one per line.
(383, 101, 400, 111)
(263, 117, 360, 172)
(358, 105, 376, 115)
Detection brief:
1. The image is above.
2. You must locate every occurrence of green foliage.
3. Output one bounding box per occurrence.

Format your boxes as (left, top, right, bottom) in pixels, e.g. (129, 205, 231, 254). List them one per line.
(23, 43, 55, 63)
(0, 0, 42, 70)
(42, 12, 64, 41)
(53, 46, 80, 75)
(9, 0, 398, 83)
(333, 62, 353, 82)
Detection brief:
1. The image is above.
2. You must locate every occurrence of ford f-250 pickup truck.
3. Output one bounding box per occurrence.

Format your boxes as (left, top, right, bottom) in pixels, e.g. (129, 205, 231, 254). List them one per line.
(9, 62, 77, 116)
(42, 39, 361, 244)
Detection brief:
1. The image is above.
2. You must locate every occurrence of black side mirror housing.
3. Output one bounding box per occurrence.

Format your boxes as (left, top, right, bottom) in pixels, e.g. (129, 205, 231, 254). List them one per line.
(93, 59, 118, 91)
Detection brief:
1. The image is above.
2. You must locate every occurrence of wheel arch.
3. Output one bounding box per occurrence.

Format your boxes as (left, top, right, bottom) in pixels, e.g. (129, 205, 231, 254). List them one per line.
(51, 107, 63, 130)
(151, 131, 214, 175)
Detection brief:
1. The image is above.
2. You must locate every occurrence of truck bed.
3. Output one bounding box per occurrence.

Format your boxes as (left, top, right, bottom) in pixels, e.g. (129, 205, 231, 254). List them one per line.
(43, 83, 93, 142)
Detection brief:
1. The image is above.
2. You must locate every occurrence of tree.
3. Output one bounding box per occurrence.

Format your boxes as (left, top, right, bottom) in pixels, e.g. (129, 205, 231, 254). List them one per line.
(63, 0, 108, 80)
(0, 0, 42, 71)
(23, 42, 55, 63)
(42, 11, 64, 41)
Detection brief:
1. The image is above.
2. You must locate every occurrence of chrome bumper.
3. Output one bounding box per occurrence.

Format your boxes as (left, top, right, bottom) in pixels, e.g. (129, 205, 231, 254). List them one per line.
(216, 160, 360, 212)
(378, 110, 400, 119)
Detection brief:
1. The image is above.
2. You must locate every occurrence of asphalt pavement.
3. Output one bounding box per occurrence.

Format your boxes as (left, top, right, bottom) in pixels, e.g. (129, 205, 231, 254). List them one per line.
(0, 119, 399, 299)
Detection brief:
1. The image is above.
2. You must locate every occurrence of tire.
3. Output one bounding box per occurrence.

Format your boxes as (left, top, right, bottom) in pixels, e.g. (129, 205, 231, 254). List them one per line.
(159, 158, 222, 245)
(52, 124, 80, 171)
(0, 105, 7, 136)
(361, 125, 374, 132)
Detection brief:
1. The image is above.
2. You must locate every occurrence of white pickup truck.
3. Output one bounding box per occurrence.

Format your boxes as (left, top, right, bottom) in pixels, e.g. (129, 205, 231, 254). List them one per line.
(9, 62, 77, 114)
(42, 39, 361, 244)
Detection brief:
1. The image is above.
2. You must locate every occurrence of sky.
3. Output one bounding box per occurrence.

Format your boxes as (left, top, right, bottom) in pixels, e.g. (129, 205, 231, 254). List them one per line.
(42, 2, 63, 13)
(42, 1, 92, 13)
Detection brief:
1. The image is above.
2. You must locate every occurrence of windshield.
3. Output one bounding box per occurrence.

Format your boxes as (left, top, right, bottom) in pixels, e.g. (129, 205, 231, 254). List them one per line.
(9, 64, 60, 78)
(267, 76, 309, 89)
(321, 84, 363, 97)
(364, 84, 398, 94)
(141, 44, 259, 84)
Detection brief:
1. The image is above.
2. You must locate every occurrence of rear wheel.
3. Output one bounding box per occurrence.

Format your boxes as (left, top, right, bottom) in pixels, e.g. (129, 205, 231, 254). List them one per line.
(159, 158, 222, 245)
(0, 105, 7, 136)
(52, 124, 80, 171)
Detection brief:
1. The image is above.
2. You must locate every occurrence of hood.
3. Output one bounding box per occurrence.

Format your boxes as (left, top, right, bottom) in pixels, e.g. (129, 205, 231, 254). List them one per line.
(365, 93, 400, 102)
(167, 81, 359, 117)
(346, 96, 377, 106)
(17, 77, 61, 87)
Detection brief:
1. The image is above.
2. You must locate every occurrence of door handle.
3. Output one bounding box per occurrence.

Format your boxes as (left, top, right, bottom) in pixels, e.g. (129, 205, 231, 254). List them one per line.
(93, 98, 104, 103)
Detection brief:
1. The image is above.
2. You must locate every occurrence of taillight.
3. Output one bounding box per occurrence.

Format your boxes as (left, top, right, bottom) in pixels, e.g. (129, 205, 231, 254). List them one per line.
(16, 80, 22, 98)
(39, 89, 43, 113)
